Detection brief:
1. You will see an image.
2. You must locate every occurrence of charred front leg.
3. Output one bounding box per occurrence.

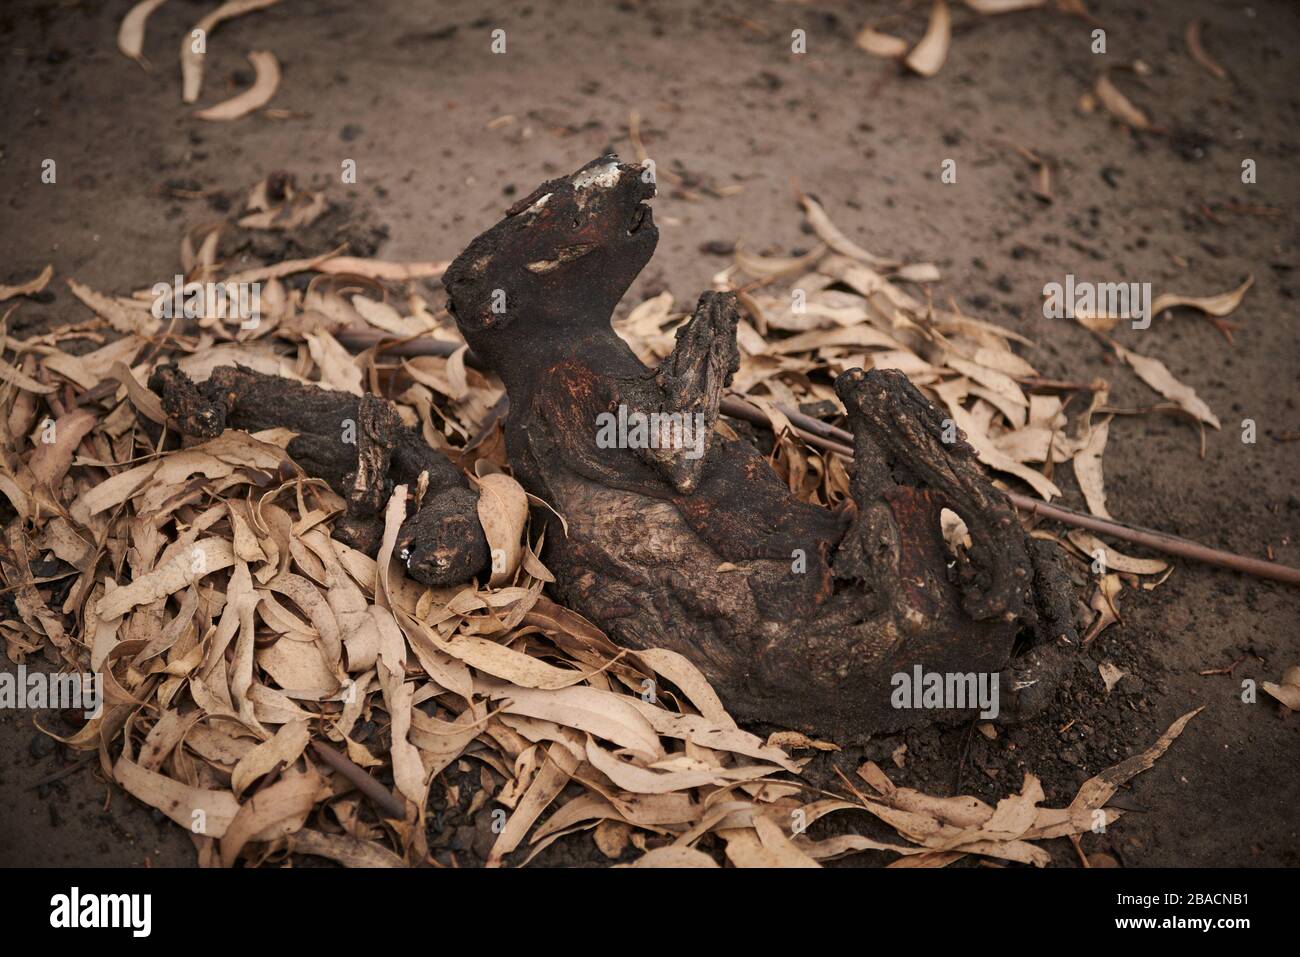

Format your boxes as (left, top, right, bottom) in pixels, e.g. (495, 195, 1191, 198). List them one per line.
(150, 364, 227, 438)
(149, 364, 491, 586)
(397, 486, 490, 585)
(619, 291, 741, 494)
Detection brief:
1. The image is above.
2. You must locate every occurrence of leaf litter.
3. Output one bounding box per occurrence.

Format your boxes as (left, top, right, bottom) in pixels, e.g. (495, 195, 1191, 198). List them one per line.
(852, 1, 1075, 78)
(193, 50, 281, 122)
(0, 167, 1233, 867)
(117, 0, 283, 118)
(179, 0, 282, 105)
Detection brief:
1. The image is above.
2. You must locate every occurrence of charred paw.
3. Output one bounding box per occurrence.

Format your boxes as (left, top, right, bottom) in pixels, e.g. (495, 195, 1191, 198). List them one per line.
(396, 486, 490, 586)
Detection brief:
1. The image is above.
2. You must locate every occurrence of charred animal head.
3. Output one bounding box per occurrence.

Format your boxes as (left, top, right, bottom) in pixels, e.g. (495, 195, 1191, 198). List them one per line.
(442, 154, 657, 366)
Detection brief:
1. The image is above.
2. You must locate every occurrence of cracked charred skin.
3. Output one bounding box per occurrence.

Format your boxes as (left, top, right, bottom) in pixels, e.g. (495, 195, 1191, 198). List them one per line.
(149, 363, 490, 586)
(443, 154, 1080, 740)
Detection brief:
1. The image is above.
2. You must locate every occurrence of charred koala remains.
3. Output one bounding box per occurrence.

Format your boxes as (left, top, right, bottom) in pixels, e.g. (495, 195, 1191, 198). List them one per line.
(157, 154, 1079, 741)
(443, 155, 1079, 738)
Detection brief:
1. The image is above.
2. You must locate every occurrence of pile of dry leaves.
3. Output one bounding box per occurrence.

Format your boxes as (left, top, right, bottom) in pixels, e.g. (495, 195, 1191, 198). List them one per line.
(1, 174, 1225, 867)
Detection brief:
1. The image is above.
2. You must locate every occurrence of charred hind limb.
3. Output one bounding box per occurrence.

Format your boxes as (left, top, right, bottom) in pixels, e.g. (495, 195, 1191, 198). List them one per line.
(833, 368, 1033, 624)
(149, 364, 489, 586)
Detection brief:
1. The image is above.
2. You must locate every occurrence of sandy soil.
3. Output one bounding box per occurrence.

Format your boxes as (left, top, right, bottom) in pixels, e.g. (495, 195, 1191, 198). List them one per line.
(0, 0, 1296, 867)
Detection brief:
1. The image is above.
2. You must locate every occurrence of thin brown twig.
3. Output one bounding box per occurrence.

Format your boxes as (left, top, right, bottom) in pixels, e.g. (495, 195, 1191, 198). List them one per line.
(1014, 376, 1105, 392)
(26, 754, 96, 790)
(309, 740, 406, 820)
(1069, 833, 1091, 868)
(1199, 655, 1248, 677)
